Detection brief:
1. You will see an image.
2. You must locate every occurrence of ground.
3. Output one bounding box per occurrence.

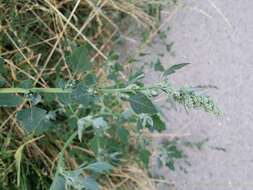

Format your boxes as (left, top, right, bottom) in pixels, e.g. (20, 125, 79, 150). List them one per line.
(147, 0, 253, 189)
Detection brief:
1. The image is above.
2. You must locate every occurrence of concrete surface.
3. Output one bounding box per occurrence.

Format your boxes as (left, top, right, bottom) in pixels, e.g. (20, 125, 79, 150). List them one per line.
(145, 0, 253, 189)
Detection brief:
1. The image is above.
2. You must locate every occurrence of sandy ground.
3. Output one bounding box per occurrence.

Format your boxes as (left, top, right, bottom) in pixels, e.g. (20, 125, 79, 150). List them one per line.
(143, 0, 253, 189)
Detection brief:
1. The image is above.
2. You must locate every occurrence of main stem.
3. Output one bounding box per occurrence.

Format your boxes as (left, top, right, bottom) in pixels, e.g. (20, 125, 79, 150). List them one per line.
(0, 88, 72, 94)
(0, 84, 164, 94)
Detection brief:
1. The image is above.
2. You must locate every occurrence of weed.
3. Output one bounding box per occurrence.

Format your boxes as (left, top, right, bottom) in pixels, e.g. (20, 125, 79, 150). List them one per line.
(0, 1, 219, 190)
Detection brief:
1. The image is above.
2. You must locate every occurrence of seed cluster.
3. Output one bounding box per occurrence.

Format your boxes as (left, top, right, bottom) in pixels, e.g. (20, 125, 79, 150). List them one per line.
(173, 87, 221, 115)
(161, 83, 220, 115)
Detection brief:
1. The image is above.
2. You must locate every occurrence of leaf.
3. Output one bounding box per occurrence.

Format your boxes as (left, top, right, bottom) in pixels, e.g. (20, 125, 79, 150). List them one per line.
(139, 148, 151, 168)
(89, 136, 101, 154)
(49, 175, 66, 190)
(84, 73, 97, 86)
(83, 177, 100, 190)
(67, 117, 78, 129)
(167, 145, 183, 159)
(117, 126, 129, 144)
(128, 69, 144, 85)
(0, 75, 6, 87)
(92, 117, 108, 129)
(85, 161, 113, 174)
(163, 63, 190, 76)
(77, 116, 92, 141)
(147, 114, 166, 132)
(166, 160, 175, 171)
(72, 83, 94, 107)
(18, 80, 33, 89)
(66, 47, 92, 74)
(129, 92, 157, 114)
(55, 78, 73, 105)
(0, 57, 7, 75)
(0, 94, 23, 107)
(17, 107, 53, 135)
(154, 59, 165, 72)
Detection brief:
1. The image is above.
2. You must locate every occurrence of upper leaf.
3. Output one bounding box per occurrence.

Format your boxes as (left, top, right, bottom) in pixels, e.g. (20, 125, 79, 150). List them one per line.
(163, 63, 190, 76)
(17, 107, 53, 135)
(129, 92, 157, 114)
(66, 47, 92, 74)
(0, 94, 23, 107)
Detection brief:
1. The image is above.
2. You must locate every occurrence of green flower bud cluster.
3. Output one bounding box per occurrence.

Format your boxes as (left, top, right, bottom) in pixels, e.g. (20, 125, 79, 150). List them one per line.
(160, 83, 220, 115)
(172, 87, 221, 115)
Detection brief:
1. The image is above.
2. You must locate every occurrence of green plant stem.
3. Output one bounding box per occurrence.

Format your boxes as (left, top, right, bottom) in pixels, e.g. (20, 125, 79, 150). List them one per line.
(0, 88, 72, 94)
(0, 84, 164, 94)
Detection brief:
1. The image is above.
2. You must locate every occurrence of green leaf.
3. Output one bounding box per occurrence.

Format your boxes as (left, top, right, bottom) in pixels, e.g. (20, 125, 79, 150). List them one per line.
(89, 136, 102, 154)
(0, 75, 6, 87)
(167, 145, 183, 159)
(49, 175, 66, 190)
(139, 148, 151, 168)
(163, 63, 190, 76)
(0, 57, 7, 75)
(129, 92, 157, 114)
(84, 73, 97, 86)
(18, 80, 33, 89)
(66, 47, 92, 74)
(154, 59, 165, 72)
(147, 114, 166, 132)
(55, 78, 73, 105)
(128, 69, 144, 84)
(0, 94, 23, 107)
(166, 160, 175, 171)
(72, 84, 94, 107)
(17, 107, 53, 135)
(85, 161, 113, 174)
(117, 126, 129, 144)
(83, 177, 100, 190)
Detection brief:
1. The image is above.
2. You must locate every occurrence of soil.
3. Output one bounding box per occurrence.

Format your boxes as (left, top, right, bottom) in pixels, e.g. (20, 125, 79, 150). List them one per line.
(146, 0, 253, 189)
